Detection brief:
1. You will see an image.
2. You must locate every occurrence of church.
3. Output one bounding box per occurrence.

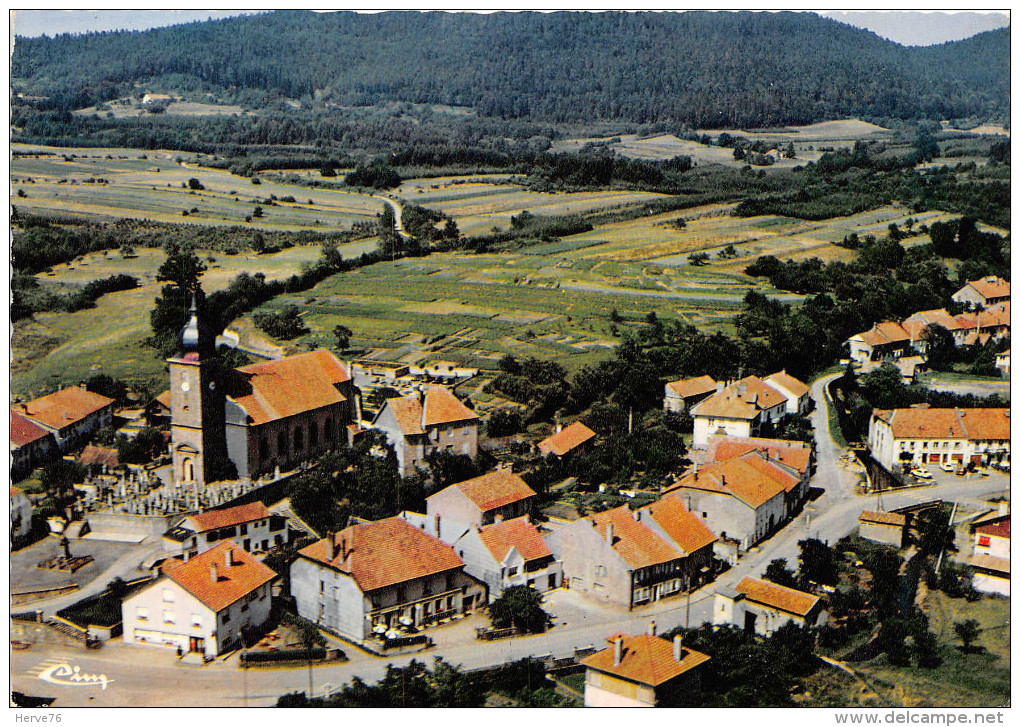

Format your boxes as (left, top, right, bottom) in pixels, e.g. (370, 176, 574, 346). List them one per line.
(168, 302, 359, 487)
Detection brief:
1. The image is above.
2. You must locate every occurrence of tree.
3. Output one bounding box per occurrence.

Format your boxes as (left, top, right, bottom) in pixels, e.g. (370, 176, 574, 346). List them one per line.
(489, 586, 548, 634)
(764, 558, 798, 589)
(332, 324, 352, 351)
(253, 305, 309, 340)
(796, 537, 839, 588)
(40, 459, 86, 519)
(954, 618, 981, 653)
(688, 252, 710, 266)
(914, 505, 956, 556)
(187, 177, 204, 190)
(921, 324, 956, 371)
(252, 206, 264, 218)
(150, 241, 208, 356)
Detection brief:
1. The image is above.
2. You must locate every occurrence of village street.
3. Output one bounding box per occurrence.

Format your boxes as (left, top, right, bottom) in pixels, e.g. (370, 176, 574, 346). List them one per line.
(12, 374, 1008, 707)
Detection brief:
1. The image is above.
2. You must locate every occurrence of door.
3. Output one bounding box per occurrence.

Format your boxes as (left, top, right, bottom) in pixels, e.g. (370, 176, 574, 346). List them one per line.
(189, 637, 204, 653)
(744, 611, 757, 634)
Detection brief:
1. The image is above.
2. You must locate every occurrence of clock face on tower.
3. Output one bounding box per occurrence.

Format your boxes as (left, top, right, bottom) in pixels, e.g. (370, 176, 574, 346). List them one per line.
(181, 380, 191, 393)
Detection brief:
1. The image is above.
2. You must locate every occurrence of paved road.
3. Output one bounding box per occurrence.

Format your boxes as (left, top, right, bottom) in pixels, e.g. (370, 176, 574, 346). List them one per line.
(13, 373, 1009, 707)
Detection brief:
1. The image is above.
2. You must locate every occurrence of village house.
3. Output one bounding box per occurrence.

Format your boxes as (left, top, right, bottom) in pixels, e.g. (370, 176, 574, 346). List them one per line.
(996, 349, 1010, 378)
(846, 321, 913, 364)
(447, 516, 563, 602)
(370, 387, 479, 477)
(10, 410, 59, 479)
(167, 305, 359, 487)
(544, 495, 716, 609)
(714, 577, 827, 635)
(10, 486, 34, 547)
(970, 515, 1009, 597)
(537, 421, 596, 458)
(13, 386, 115, 453)
(426, 468, 536, 529)
(868, 405, 1010, 471)
(706, 436, 814, 513)
(857, 510, 908, 549)
(764, 371, 811, 415)
(663, 450, 793, 558)
(952, 275, 1010, 308)
(289, 517, 486, 641)
(663, 375, 718, 414)
(690, 375, 794, 448)
(580, 627, 710, 708)
(902, 308, 969, 347)
(122, 541, 276, 659)
(162, 502, 288, 558)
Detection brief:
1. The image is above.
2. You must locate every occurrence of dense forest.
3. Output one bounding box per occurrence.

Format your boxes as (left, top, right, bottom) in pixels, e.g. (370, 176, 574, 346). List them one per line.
(12, 11, 1009, 128)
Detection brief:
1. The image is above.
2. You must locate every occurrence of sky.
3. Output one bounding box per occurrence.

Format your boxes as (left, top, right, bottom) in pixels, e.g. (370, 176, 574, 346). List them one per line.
(10, 9, 1010, 46)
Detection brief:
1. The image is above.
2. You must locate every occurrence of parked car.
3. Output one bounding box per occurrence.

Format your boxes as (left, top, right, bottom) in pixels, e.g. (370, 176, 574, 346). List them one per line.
(910, 468, 934, 480)
(955, 466, 967, 476)
(939, 461, 955, 473)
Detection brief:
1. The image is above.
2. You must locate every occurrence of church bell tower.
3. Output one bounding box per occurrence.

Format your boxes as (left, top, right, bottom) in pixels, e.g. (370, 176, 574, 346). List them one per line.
(168, 296, 224, 488)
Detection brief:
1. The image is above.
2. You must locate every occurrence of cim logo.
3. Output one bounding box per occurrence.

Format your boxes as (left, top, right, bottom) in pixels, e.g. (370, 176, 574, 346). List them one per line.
(38, 663, 114, 690)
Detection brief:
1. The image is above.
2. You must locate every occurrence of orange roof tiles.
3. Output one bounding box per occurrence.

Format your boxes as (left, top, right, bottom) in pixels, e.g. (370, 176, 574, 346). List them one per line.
(189, 502, 271, 532)
(16, 388, 114, 431)
(665, 375, 717, 401)
(10, 411, 53, 447)
(537, 421, 596, 457)
(859, 510, 907, 527)
(873, 407, 1009, 440)
(643, 494, 718, 555)
(963, 276, 1010, 302)
(581, 633, 710, 687)
(590, 506, 685, 569)
(665, 452, 789, 508)
(163, 541, 275, 612)
(154, 391, 172, 410)
(976, 518, 1010, 540)
(478, 517, 552, 563)
(735, 577, 820, 617)
(692, 376, 787, 420)
(856, 321, 911, 348)
(708, 437, 812, 475)
(229, 349, 351, 426)
(765, 370, 809, 399)
(79, 445, 120, 468)
(298, 516, 464, 593)
(382, 387, 478, 437)
(440, 469, 537, 513)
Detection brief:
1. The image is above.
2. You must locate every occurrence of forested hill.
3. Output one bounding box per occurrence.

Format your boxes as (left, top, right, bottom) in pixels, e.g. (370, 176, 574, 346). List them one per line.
(12, 11, 1009, 127)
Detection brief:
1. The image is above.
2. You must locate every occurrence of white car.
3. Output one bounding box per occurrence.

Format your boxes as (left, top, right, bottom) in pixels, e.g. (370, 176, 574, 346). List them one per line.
(910, 468, 934, 480)
(939, 461, 956, 473)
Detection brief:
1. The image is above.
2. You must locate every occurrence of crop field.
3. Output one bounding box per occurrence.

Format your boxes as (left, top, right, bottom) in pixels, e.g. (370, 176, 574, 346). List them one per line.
(72, 98, 248, 118)
(551, 133, 742, 166)
(242, 250, 799, 375)
(11, 144, 385, 231)
(394, 175, 669, 235)
(700, 118, 891, 141)
(11, 240, 375, 398)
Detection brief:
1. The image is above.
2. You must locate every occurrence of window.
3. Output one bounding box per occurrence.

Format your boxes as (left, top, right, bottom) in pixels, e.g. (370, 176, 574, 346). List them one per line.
(979, 536, 991, 547)
(222, 611, 231, 624)
(136, 607, 148, 622)
(240, 524, 248, 535)
(278, 431, 288, 455)
(310, 422, 318, 447)
(294, 426, 304, 451)
(633, 587, 650, 602)
(191, 614, 202, 628)
(548, 573, 557, 589)
(162, 589, 175, 603)
(508, 566, 519, 577)
(320, 580, 325, 595)
(163, 610, 176, 625)
(259, 438, 269, 459)
(325, 418, 334, 439)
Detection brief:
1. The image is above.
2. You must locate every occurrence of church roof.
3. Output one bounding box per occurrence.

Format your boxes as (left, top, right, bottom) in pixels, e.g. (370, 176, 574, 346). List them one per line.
(228, 350, 351, 425)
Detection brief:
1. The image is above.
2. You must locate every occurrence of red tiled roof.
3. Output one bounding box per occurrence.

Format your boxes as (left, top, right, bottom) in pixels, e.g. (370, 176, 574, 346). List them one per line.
(859, 510, 907, 527)
(963, 276, 1010, 302)
(79, 445, 120, 468)
(764, 370, 809, 399)
(381, 387, 478, 437)
(478, 517, 552, 563)
(665, 375, 717, 401)
(230, 350, 351, 426)
(735, 577, 820, 617)
(855, 321, 911, 348)
(154, 391, 172, 410)
(665, 452, 789, 508)
(162, 541, 275, 612)
(537, 421, 596, 457)
(643, 494, 718, 555)
(298, 516, 464, 593)
(873, 408, 1009, 440)
(10, 411, 52, 447)
(590, 506, 685, 569)
(976, 518, 1010, 540)
(189, 502, 271, 533)
(15, 388, 114, 431)
(903, 309, 965, 333)
(437, 469, 537, 513)
(691, 376, 787, 420)
(581, 633, 710, 687)
(708, 437, 812, 475)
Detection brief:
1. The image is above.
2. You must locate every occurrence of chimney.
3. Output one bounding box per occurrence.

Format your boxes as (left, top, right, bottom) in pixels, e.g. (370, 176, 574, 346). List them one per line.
(340, 536, 348, 560)
(613, 637, 623, 666)
(494, 513, 504, 524)
(633, 508, 641, 522)
(555, 421, 562, 434)
(673, 634, 683, 662)
(183, 550, 190, 562)
(606, 523, 614, 545)
(210, 562, 219, 583)
(648, 621, 657, 637)
(79, 381, 88, 391)
(225, 547, 234, 568)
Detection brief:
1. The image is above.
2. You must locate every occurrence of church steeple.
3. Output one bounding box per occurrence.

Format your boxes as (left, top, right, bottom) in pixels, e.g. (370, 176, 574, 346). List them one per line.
(177, 292, 213, 356)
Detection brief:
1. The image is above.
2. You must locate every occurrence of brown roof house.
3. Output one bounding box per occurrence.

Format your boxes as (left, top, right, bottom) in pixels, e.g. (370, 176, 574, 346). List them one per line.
(858, 510, 908, 549)
(581, 626, 710, 707)
(163, 502, 288, 558)
(714, 577, 827, 636)
(846, 321, 912, 364)
(13, 386, 115, 453)
(690, 375, 792, 448)
(537, 421, 596, 458)
(370, 387, 479, 476)
(10, 411, 58, 479)
(290, 517, 485, 642)
(663, 375, 718, 413)
(952, 276, 1010, 308)
(706, 436, 814, 514)
(544, 495, 716, 609)
(426, 468, 537, 530)
(122, 542, 276, 659)
(868, 406, 1010, 471)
